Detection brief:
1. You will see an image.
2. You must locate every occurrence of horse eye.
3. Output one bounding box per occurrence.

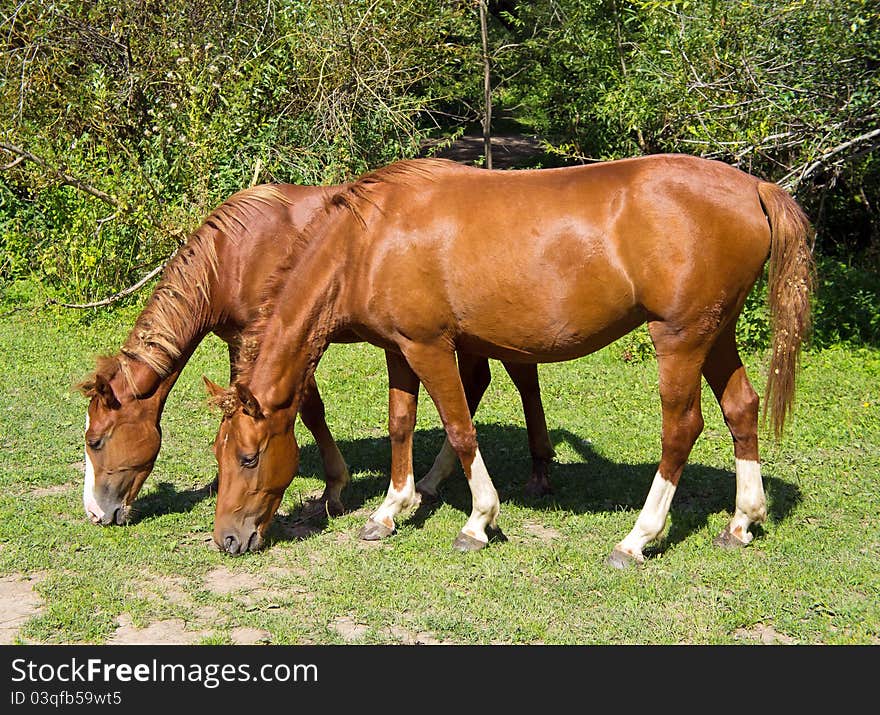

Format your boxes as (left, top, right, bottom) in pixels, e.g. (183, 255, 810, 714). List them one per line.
(87, 436, 105, 451)
(239, 453, 259, 469)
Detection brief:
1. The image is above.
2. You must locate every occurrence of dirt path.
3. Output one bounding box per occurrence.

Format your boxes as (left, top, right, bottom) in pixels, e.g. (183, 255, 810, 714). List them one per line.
(422, 133, 563, 169)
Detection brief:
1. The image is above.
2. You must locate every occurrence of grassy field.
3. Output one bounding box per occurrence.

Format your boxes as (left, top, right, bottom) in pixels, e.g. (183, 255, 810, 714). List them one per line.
(0, 305, 878, 645)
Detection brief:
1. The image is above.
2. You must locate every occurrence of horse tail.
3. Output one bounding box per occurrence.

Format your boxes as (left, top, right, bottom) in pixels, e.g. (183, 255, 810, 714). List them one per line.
(757, 181, 816, 439)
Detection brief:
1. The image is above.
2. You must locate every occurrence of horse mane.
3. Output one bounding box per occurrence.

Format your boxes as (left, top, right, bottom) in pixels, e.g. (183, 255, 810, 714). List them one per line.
(328, 157, 458, 227)
(225, 159, 457, 402)
(79, 185, 294, 395)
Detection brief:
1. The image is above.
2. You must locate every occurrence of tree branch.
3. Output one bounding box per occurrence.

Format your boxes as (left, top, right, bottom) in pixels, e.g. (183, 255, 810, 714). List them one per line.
(781, 128, 880, 190)
(52, 260, 171, 309)
(0, 141, 120, 208)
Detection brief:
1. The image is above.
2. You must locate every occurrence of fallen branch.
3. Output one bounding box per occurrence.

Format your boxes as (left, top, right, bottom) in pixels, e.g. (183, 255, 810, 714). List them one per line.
(0, 140, 186, 240)
(1, 141, 189, 310)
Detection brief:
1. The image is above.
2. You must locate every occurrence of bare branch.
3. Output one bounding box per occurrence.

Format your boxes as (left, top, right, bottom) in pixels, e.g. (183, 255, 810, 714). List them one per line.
(781, 128, 880, 190)
(0, 141, 119, 208)
(54, 260, 171, 309)
(0, 141, 187, 241)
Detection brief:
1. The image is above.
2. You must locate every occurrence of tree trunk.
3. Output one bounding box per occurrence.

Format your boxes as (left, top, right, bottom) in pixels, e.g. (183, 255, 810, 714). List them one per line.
(479, 1, 492, 169)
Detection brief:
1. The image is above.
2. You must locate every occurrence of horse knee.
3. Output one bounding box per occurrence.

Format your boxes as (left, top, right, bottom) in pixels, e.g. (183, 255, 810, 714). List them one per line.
(445, 424, 478, 462)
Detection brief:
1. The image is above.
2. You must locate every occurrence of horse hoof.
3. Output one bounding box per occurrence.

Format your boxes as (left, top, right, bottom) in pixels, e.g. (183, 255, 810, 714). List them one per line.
(326, 499, 345, 518)
(359, 519, 394, 541)
(606, 547, 641, 570)
(452, 531, 487, 552)
(712, 526, 747, 549)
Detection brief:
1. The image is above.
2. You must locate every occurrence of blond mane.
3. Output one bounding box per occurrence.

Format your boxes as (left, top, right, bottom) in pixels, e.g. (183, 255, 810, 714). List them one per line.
(80, 185, 294, 394)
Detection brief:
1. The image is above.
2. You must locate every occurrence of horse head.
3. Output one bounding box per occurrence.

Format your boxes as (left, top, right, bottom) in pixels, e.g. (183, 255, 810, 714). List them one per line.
(77, 356, 162, 526)
(206, 377, 299, 555)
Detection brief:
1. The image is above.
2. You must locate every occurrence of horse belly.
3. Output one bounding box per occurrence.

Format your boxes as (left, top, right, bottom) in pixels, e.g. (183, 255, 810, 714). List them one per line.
(451, 257, 644, 363)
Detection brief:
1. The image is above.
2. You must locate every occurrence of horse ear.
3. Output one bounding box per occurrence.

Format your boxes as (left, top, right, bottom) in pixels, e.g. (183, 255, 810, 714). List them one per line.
(93, 374, 121, 410)
(234, 382, 264, 419)
(202, 375, 226, 399)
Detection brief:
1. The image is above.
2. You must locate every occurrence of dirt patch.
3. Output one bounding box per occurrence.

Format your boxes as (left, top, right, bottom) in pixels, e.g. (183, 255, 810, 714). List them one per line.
(137, 574, 192, 607)
(202, 566, 294, 607)
(203, 567, 267, 596)
(733, 623, 796, 645)
(520, 521, 562, 542)
(0, 574, 44, 644)
(30, 482, 77, 498)
(230, 627, 272, 645)
(381, 625, 445, 645)
(331, 616, 369, 642)
(108, 614, 209, 645)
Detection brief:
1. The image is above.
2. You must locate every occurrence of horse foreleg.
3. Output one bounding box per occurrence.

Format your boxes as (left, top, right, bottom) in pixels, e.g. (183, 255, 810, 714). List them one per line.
(702, 328, 766, 548)
(416, 352, 490, 499)
(299, 375, 350, 517)
(361, 351, 421, 540)
(404, 343, 500, 551)
(503, 362, 555, 497)
(609, 340, 705, 568)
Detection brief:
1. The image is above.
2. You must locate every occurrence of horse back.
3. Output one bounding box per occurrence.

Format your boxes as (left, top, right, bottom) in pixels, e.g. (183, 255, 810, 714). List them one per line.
(347, 155, 772, 361)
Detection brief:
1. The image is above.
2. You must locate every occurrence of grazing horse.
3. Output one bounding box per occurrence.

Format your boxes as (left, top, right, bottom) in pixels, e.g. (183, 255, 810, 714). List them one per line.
(76, 183, 555, 526)
(210, 154, 814, 566)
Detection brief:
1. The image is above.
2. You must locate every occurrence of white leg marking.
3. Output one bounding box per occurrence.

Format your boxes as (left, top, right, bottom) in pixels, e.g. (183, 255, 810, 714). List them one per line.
(460, 448, 500, 543)
(416, 438, 458, 495)
(727, 459, 766, 544)
(370, 472, 418, 530)
(83, 412, 103, 523)
(615, 471, 677, 562)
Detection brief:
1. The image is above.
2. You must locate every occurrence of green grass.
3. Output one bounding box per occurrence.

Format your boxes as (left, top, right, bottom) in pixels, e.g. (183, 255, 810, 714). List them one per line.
(0, 307, 878, 644)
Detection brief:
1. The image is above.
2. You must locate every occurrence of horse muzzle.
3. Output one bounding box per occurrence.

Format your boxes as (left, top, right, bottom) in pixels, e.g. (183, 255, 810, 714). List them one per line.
(85, 499, 130, 526)
(215, 525, 263, 556)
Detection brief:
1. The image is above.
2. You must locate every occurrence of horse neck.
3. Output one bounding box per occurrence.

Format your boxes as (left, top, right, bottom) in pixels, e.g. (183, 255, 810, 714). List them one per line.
(113, 340, 201, 414)
(118, 232, 225, 398)
(247, 239, 348, 414)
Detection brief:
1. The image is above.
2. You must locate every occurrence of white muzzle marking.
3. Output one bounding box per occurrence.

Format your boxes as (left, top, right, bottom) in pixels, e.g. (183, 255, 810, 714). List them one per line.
(83, 412, 104, 523)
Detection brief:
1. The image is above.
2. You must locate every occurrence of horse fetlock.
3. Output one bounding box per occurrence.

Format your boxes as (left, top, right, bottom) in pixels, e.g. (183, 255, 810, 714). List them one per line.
(414, 478, 439, 501)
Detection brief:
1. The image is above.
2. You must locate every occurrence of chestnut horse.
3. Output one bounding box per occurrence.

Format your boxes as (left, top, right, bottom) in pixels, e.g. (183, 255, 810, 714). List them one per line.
(210, 154, 814, 566)
(77, 183, 555, 526)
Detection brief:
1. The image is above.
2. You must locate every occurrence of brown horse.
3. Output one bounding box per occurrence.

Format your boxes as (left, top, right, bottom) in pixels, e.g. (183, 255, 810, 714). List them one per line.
(210, 154, 814, 566)
(77, 183, 555, 526)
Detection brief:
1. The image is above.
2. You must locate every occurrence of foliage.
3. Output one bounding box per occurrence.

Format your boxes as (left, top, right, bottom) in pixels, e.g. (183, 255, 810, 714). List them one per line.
(0, 0, 479, 300)
(1, 0, 878, 353)
(492, 0, 879, 258)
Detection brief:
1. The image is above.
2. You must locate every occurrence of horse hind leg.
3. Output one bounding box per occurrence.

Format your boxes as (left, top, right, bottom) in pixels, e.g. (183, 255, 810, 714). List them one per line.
(608, 330, 705, 568)
(502, 362, 555, 497)
(702, 327, 767, 547)
(416, 352, 492, 500)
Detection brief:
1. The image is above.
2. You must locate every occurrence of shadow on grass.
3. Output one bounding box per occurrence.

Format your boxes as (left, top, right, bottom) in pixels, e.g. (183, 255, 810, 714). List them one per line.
(129, 478, 216, 525)
(129, 423, 802, 556)
(288, 424, 802, 553)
